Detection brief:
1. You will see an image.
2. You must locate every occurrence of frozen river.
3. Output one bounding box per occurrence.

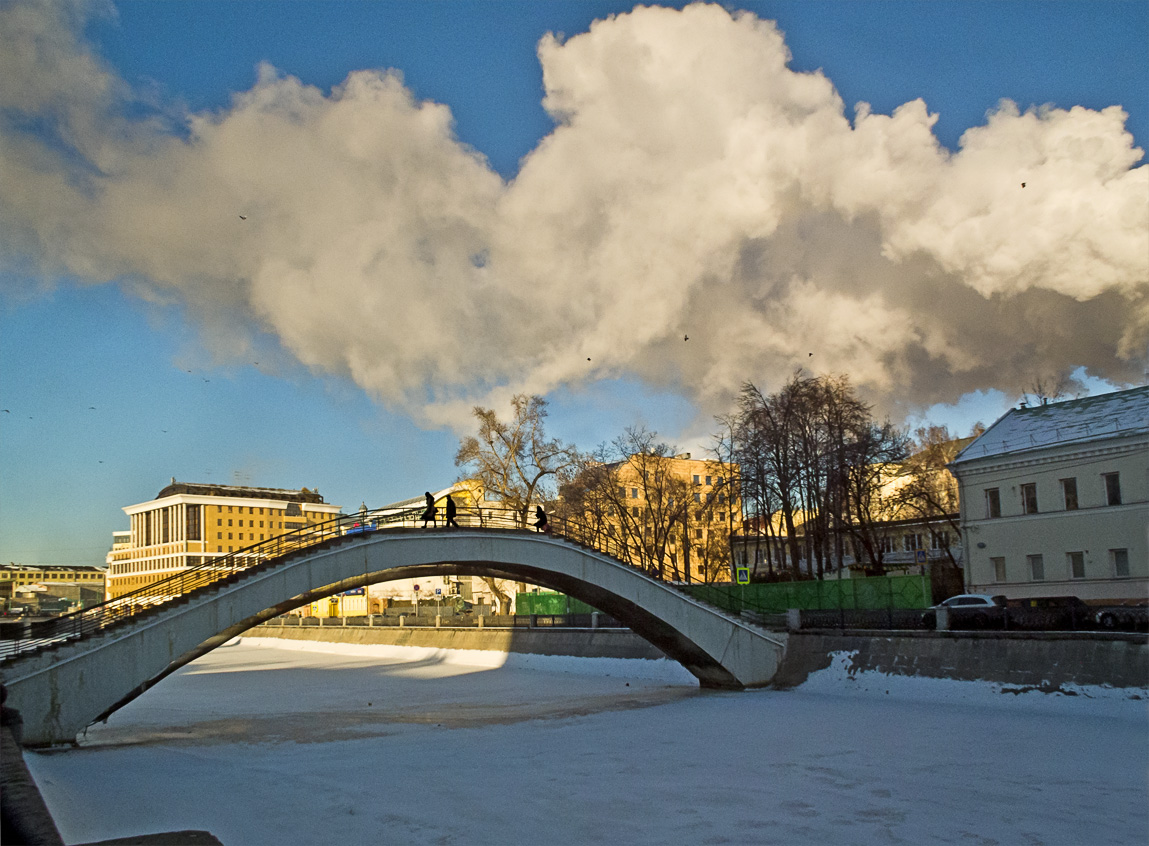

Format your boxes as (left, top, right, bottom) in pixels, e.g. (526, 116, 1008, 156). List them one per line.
(25, 637, 1149, 845)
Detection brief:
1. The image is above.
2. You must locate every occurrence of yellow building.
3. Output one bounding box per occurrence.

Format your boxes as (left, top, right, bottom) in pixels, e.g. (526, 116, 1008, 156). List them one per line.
(106, 480, 342, 600)
(1, 564, 106, 612)
(560, 452, 742, 582)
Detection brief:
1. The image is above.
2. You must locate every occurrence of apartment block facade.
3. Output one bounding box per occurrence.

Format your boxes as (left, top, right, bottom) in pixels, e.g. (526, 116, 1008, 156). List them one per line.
(106, 480, 342, 600)
(950, 387, 1148, 603)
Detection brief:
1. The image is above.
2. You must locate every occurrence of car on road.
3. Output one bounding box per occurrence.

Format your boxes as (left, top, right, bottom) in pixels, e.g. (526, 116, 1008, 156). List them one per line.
(1094, 604, 1149, 632)
(922, 594, 1006, 629)
(1005, 595, 1093, 630)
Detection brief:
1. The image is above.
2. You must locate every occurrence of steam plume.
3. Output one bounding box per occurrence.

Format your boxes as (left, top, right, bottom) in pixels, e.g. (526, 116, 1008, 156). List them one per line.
(1, 1, 1145, 428)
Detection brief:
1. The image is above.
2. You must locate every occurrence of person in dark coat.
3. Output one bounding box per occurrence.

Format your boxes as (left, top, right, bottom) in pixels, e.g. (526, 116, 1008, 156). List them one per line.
(445, 494, 459, 528)
(421, 492, 437, 527)
(534, 506, 548, 532)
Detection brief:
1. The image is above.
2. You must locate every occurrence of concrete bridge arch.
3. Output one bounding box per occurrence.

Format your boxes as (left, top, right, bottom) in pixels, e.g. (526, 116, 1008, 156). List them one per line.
(1, 529, 785, 746)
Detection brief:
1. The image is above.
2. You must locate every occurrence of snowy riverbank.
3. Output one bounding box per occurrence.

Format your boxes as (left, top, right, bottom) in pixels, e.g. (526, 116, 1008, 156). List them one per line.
(26, 637, 1149, 845)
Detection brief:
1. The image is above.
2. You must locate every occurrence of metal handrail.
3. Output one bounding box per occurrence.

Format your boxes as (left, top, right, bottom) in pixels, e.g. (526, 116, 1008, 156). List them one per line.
(0, 503, 671, 663)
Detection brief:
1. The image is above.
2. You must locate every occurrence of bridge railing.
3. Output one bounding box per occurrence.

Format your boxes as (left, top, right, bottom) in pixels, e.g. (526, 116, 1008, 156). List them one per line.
(0, 503, 664, 663)
(0, 505, 406, 661)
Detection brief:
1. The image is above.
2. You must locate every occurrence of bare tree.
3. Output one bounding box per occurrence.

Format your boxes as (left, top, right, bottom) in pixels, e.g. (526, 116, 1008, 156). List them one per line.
(886, 425, 970, 568)
(557, 428, 692, 578)
(455, 394, 578, 527)
(1022, 372, 1088, 407)
(834, 418, 911, 575)
(724, 373, 909, 579)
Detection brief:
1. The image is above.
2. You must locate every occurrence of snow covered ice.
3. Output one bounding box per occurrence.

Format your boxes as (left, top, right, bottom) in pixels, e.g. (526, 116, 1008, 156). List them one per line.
(25, 637, 1149, 845)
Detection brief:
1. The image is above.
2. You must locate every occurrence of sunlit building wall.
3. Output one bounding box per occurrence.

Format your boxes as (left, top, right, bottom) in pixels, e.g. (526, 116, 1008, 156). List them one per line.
(107, 480, 341, 600)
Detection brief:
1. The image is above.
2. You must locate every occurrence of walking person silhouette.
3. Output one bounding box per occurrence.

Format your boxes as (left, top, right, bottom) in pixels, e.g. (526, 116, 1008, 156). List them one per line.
(445, 494, 460, 528)
(421, 492, 437, 527)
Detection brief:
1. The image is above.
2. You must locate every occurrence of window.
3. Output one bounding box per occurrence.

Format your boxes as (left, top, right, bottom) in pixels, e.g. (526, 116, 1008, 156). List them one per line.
(693, 475, 700, 485)
(1027, 554, 1045, 581)
(1111, 548, 1130, 578)
(617, 487, 625, 499)
(1103, 473, 1122, 506)
(693, 492, 701, 503)
(217, 532, 222, 540)
(631, 488, 638, 499)
(992, 557, 1006, 582)
(1061, 478, 1078, 510)
(879, 536, 895, 554)
(1021, 483, 1038, 515)
(705, 475, 712, 486)
(1067, 551, 1085, 579)
(903, 533, 923, 552)
(931, 531, 950, 550)
(161, 509, 171, 544)
(187, 505, 201, 541)
(985, 488, 1001, 519)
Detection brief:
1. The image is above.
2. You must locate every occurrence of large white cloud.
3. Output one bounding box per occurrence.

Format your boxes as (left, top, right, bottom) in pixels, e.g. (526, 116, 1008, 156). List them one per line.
(1, 0, 1145, 428)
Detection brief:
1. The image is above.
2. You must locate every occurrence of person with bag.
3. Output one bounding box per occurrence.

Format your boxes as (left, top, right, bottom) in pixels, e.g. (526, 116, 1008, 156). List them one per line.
(421, 492, 437, 527)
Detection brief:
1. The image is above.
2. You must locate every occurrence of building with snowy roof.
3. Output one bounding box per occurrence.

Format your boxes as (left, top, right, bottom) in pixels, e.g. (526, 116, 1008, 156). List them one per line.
(949, 386, 1148, 603)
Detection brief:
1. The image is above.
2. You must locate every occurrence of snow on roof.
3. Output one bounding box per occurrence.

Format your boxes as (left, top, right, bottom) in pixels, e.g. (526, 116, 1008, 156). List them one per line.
(952, 386, 1149, 465)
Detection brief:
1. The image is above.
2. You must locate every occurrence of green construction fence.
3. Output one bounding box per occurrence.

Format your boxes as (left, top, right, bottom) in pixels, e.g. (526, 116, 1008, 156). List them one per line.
(515, 591, 601, 615)
(681, 573, 933, 615)
(517, 573, 932, 618)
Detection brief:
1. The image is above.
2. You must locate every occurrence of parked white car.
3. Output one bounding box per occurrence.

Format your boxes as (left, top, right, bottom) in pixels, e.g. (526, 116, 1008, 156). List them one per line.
(922, 594, 1006, 629)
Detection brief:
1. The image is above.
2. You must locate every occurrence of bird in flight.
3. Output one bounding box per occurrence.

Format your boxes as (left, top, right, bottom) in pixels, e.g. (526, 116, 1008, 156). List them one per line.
(684, 334, 689, 342)
(1021, 183, 1026, 188)
(239, 214, 248, 220)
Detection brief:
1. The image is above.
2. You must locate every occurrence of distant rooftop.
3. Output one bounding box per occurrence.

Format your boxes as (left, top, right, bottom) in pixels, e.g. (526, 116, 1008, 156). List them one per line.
(2, 564, 106, 573)
(952, 386, 1149, 465)
(155, 480, 326, 503)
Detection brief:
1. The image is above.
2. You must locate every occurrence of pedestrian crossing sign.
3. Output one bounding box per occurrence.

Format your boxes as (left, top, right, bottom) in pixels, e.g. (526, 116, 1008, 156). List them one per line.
(736, 565, 750, 585)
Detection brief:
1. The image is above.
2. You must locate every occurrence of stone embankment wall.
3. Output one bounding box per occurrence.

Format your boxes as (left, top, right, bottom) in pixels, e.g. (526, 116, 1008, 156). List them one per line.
(249, 621, 1149, 691)
(249, 620, 667, 660)
(771, 630, 1149, 691)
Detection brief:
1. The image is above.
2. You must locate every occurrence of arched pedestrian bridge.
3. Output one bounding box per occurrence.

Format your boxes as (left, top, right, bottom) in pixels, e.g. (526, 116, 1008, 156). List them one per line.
(0, 508, 786, 746)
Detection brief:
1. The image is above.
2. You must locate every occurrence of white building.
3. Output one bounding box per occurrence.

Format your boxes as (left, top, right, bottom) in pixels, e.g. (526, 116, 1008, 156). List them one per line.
(949, 386, 1148, 603)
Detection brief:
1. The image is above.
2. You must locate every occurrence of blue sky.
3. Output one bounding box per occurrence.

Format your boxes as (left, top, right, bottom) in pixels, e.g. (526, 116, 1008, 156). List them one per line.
(1, 0, 1145, 566)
